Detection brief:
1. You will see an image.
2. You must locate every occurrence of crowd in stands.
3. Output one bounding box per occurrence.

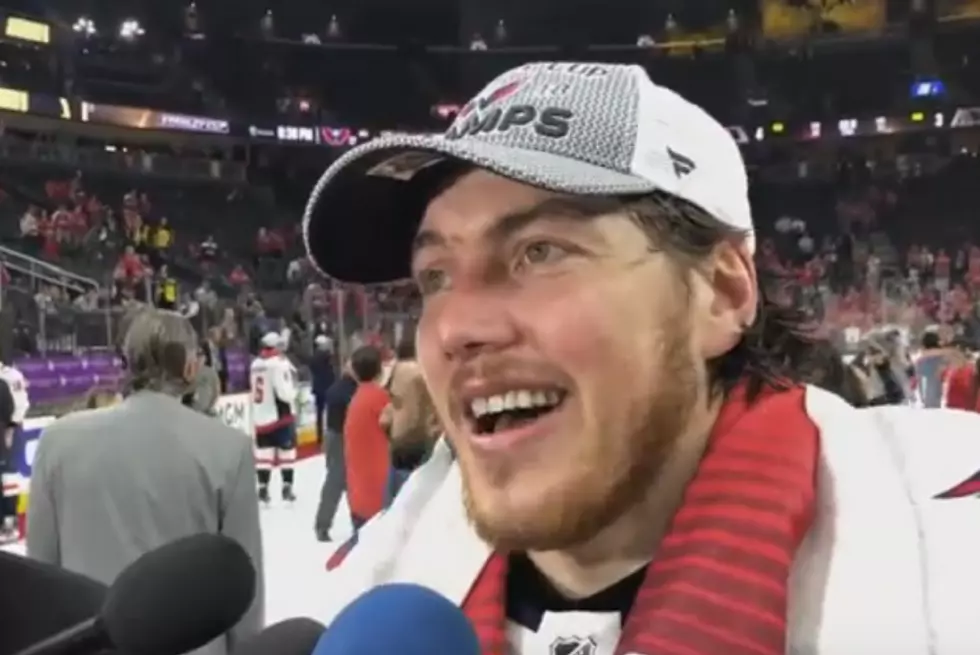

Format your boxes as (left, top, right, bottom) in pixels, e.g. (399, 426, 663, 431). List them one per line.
(8, 151, 980, 371)
(0, 161, 426, 372)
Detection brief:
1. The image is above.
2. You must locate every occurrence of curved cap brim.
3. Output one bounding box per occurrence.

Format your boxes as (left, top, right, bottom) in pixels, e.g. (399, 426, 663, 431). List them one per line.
(303, 132, 657, 285)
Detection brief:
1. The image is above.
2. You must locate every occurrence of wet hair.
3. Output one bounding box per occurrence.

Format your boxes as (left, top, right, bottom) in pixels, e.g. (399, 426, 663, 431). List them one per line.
(121, 308, 199, 396)
(921, 331, 941, 350)
(350, 345, 383, 382)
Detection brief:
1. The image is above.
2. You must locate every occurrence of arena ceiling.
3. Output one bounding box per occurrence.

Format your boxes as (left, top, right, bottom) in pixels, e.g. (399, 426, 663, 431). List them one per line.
(12, 0, 755, 46)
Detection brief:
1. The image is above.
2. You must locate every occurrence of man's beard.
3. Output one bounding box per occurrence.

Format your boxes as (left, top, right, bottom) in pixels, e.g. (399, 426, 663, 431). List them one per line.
(459, 314, 702, 553)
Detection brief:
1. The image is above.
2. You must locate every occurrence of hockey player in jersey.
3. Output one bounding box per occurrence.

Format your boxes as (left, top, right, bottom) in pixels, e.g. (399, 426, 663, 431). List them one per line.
(0, 359, 27, 542)
(250, 332, 298, 505)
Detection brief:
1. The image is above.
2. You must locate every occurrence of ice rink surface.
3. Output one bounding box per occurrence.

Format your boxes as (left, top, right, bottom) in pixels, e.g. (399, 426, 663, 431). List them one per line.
(2, 456, 351, 625)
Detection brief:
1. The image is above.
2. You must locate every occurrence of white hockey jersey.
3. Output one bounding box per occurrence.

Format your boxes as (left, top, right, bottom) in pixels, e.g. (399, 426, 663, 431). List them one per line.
(0, 364, 30, 424)
(249, 350, 297, 434)
(312, 386, 980, 654)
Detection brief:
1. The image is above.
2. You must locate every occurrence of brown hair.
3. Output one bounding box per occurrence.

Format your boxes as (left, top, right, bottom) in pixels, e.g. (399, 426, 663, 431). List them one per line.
(121, 308, 199, 396)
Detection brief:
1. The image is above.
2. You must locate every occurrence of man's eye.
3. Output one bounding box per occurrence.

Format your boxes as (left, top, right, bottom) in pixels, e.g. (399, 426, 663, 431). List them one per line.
(518, 241, 569, 268)
(414, 268, 448, 295)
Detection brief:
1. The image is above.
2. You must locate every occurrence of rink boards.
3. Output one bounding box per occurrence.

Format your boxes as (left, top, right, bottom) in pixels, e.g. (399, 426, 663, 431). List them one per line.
(2, 384, 320, 516)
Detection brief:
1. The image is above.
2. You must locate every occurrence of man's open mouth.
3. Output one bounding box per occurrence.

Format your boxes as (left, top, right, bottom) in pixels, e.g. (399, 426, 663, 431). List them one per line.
(464, 388, 568, 435)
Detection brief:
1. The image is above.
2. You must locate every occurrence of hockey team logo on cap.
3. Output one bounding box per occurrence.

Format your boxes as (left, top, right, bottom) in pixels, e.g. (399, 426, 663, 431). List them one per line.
(549, 635, 598, 655)
(445, 73, 573, 142)
(457, 80, 523, 119)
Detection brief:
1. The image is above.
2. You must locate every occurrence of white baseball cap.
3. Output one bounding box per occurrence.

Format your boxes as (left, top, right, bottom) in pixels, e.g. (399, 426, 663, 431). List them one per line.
(261, 332, 281, 348)
(303, 61, 753, 284)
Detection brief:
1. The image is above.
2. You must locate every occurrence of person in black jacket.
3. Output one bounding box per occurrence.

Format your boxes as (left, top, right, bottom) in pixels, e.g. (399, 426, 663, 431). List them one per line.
(0, 376, 18, 544)
(310, 335, 337, 445)
(314, 359, 357, 542)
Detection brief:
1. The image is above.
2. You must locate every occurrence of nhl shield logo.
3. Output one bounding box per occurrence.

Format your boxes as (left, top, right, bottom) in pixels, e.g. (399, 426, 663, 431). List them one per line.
(550, 636, 597, 655)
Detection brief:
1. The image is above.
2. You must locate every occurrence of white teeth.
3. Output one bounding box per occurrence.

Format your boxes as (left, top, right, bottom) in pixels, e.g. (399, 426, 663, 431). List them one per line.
(469, 388, 563, 418)
(488, 395, 505, 414)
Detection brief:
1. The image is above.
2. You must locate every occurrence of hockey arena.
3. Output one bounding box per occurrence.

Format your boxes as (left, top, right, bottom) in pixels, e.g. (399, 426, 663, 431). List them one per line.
(6, 2, 980, 654)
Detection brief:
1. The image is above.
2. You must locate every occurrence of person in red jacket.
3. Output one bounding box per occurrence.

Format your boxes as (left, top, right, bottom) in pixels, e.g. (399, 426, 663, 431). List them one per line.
(343, 345, 391, 531)
(943, 342, 979, 411)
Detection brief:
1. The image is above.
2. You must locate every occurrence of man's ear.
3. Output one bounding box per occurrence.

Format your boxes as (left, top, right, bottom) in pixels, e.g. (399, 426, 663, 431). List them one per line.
(696, 241, 757, 360)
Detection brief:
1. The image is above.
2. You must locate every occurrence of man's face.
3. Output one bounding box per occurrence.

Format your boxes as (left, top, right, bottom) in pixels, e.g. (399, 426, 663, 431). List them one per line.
(412, 170, 740, 552)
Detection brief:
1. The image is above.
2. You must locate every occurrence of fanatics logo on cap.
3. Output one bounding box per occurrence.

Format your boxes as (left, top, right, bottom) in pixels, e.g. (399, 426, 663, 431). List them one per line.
(550, 636, 597, 655)
(667, 147, 696, 178)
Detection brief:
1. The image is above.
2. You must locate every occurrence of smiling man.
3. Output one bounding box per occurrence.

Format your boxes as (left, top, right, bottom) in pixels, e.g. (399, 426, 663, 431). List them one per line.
(303, 63, 980, 655)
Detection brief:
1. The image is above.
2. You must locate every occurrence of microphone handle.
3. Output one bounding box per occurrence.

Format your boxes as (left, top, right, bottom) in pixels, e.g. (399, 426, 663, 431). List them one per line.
(13, 617, 112, 655)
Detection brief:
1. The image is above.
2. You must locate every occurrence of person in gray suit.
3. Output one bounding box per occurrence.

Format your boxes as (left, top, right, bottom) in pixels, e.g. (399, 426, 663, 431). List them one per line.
(183, 344, 222, 416)
(25, 308, 265, 655)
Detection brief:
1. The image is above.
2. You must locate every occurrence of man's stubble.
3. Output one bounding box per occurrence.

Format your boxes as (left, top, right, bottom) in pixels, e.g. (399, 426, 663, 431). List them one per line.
(461, 307, 702, 553)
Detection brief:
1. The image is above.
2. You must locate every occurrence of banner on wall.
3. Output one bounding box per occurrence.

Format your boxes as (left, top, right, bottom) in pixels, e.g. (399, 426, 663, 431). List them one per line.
(215, 393, 251, 435)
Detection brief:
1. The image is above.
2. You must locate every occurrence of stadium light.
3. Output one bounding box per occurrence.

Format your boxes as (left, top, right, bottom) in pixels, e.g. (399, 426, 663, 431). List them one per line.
(119, 19, 145, 40)
(72, 17, 96, 36)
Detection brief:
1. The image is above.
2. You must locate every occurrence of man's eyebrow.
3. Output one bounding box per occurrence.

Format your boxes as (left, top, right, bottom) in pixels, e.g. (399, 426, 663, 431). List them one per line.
(411, 196, 616, 259)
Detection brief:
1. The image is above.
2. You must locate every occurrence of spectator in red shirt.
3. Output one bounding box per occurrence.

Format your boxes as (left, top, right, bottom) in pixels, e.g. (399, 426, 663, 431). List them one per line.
(44, 179, 70, 202)
(114, 245, 145, 284)
(343, 345, 392, 531)
(944, 360, 979, 412)
(229, 265, 250, 286)
(256, 227, 286, 257)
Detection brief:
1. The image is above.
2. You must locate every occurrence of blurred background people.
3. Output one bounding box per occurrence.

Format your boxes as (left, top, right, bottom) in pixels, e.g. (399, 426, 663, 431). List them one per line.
(852, 340, 907, 406)
(250, 332, 298, 505)
(184, 343, 222, 415)
(0, 374, 17, 544)
(314, 354, 356, 542)
(380, 337, 439, 508)
(914, 330, 950, 408)
(309, 334, 336, 446)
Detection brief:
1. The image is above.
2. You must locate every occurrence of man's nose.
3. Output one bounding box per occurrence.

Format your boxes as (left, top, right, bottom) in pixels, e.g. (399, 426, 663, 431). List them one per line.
(431, 289, 519, 360)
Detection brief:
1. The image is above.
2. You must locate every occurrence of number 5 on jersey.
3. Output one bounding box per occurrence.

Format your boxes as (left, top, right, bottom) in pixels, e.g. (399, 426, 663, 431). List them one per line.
(252, 375, 266, 403)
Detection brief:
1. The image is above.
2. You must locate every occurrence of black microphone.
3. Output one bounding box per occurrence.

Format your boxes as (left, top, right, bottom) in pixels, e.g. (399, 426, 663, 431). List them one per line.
(0, 552, 108, 655)
(231, 618, 325, 655)
(13, 533, 257, 655)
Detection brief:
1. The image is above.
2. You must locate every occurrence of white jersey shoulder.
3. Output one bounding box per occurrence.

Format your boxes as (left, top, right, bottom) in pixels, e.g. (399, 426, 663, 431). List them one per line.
(0, 365, 29, 424)
(249, 354, 298, 430)
(314, 386, 980, 655)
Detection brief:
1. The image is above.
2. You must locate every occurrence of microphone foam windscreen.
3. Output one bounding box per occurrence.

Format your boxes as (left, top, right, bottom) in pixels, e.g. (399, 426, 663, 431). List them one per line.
(0, 553, 107, 655)
(313, 584, 480, 655)
(232, 618, 324, 655)
(102, 533, 257, 655)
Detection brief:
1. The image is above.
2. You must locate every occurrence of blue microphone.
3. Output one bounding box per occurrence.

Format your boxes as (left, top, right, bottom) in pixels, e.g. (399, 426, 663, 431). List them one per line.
(313, 583, 480, 655)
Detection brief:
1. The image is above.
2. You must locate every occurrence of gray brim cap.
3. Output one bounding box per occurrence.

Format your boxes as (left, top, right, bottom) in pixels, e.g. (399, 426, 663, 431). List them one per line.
(303, 61, 753, 285)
